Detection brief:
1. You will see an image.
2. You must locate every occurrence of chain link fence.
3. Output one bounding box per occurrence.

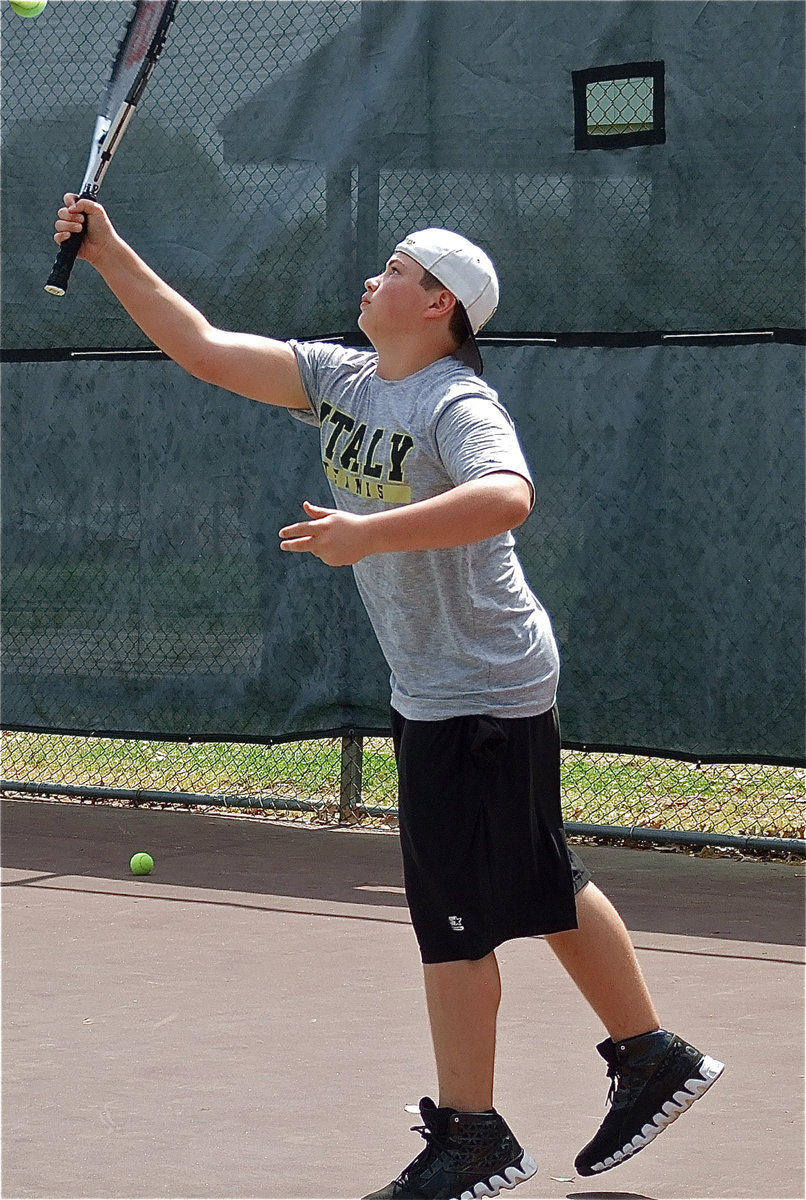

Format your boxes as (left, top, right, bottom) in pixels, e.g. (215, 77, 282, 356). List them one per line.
(2, 2, 803, 350)
(2, 3, 804, 851)
(2, 731, 804, 852)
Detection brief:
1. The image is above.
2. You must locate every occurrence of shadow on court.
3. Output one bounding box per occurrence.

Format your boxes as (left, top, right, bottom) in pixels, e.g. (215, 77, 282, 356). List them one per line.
(2, 796, 804, 1200)
(1, 796, 802, 945)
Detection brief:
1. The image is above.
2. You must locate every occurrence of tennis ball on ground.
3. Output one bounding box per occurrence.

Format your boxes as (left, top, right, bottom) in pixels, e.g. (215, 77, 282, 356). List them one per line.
(10, 1, 48, 16)
(130, 852, 154, 876)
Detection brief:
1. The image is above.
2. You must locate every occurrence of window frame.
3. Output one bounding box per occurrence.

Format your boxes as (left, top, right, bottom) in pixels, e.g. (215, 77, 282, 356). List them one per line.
(572, 61, 666, 150)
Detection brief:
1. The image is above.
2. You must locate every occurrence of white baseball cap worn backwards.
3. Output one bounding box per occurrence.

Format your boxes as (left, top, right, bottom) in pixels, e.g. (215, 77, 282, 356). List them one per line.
(394, 228, 499, 375)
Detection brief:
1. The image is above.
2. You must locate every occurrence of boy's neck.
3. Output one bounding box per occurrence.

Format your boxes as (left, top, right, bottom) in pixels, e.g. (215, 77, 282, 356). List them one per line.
(373, 338, 457, 381)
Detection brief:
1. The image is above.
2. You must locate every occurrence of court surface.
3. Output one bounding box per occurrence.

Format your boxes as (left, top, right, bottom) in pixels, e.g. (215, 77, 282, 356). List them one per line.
(2, 796, 804, 1200)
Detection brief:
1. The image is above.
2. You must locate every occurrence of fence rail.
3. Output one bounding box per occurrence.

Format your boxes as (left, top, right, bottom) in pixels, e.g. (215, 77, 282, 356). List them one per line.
(2, 731, 803, 856)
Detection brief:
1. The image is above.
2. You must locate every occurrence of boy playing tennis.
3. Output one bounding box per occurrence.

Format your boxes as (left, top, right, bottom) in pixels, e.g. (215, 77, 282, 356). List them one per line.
(55, 199, 724, 1198)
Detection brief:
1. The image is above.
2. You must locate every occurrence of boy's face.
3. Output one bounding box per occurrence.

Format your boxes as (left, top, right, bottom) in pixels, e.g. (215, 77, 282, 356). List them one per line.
(358, 252, 436, 342)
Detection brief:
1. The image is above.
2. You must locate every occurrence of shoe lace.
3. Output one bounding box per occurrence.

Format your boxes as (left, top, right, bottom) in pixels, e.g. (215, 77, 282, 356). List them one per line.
(605, 1061, 644, 1110)
(399, 1122, 451, 1181)
(414, 1121, 451, 1151)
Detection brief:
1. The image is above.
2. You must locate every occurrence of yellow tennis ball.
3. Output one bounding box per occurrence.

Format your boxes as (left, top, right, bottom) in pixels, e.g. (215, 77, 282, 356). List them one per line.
(10, 0, 47, 15)
(130, 852, 154, 876)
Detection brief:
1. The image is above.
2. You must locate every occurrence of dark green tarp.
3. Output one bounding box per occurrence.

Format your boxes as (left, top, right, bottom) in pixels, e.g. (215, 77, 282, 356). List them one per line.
(1, 1, 803, 761)
(1, 1, 803, 347)
(3, 344, 803, 760)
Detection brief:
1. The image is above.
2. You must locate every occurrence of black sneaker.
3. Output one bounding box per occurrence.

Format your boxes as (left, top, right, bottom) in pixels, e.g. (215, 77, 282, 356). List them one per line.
(575, 1030, 724, 1176)
(362, 1096, 538, 1200)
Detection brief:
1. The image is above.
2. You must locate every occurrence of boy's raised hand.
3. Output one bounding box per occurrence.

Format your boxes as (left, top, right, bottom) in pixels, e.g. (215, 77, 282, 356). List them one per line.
(54, 194, 118, 265)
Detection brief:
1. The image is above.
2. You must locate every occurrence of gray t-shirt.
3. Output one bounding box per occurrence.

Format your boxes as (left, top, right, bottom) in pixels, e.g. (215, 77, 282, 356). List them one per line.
(289, 341, 559, 720)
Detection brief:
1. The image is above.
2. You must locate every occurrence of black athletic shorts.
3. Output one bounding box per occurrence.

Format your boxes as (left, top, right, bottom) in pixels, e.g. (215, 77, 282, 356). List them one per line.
(391, 704, 592, 964)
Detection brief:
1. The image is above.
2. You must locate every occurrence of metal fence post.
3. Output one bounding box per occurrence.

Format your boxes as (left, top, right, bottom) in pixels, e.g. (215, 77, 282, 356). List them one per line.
(339, 731, 364, 821)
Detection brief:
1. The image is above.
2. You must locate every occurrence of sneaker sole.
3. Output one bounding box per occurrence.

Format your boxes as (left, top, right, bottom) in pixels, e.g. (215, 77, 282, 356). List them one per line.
(454, 1151, 539, 1200)
(586, 1055, 725, 1175)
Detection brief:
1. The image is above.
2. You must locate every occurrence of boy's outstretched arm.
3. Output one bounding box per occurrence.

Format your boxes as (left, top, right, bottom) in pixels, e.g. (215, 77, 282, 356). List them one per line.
(279, 472, 533, 567)
(54, 195, 309, 410)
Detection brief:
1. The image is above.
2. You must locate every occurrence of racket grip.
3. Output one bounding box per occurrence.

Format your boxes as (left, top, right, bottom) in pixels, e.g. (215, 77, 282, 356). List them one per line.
(45, 225, 85, 296)
(45, 188, 96, 296)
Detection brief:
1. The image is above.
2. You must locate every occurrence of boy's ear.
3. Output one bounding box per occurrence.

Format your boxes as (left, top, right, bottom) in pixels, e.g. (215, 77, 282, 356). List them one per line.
(424, 288, 458, 321)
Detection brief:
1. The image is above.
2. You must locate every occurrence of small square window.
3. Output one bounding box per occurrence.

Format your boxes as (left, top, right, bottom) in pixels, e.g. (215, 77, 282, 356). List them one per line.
(573, 61, 666, 149)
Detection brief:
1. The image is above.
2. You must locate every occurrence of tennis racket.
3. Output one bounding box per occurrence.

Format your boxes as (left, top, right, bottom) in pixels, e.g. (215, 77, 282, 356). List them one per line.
(45, 0, 178, 296)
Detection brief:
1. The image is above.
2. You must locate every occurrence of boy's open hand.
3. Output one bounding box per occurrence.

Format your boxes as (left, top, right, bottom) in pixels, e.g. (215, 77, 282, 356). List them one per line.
(279, 502, 372, 567)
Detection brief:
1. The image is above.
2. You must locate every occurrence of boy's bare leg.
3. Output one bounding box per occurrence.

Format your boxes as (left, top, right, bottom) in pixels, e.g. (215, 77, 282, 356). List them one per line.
(547, 881, 724, 1178)
(545, 881, 660, 1040)
(421, 884, 657, 1113)
(422, 951, 501, 1111)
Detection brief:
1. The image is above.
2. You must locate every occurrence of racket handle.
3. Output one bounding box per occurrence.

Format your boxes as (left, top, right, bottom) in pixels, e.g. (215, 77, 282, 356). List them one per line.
(44, 190, 93, 296)
(45, 227, 85, 296)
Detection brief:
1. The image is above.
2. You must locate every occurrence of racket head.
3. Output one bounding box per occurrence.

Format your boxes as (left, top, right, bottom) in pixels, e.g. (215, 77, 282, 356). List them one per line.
(45, 0, 178, 296)
(104, 1, 177, 118)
